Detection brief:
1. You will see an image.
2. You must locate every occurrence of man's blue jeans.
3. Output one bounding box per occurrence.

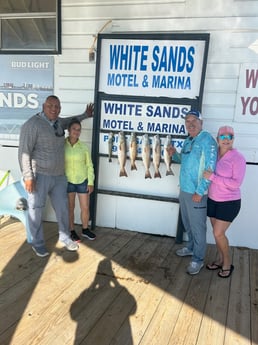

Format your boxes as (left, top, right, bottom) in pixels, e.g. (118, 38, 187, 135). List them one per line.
(179, 190, 207, 263)
(27, 173, 69, 248)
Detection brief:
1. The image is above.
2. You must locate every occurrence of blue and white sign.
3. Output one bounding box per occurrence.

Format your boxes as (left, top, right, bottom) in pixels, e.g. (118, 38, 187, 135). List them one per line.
(92, 33, 209, 231)
(99, 38, 207, 98)
(100, 100, 188, 134)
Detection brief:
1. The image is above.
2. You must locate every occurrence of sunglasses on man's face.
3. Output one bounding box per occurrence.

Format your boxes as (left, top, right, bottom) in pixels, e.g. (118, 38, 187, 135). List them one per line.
(218, 134, 234, 140)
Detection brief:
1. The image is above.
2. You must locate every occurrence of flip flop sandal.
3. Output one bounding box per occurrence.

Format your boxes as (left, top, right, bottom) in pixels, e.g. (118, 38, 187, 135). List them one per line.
(218, 264, 234, 278)
(206, 262, 222, 270)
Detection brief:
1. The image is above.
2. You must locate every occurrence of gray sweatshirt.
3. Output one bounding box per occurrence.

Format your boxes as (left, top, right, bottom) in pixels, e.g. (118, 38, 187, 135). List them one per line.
(18, 112, 89, 180)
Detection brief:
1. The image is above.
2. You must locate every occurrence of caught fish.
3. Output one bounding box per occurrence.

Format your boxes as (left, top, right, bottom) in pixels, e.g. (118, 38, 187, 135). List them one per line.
(164, 135, 174, 176)
(153, 134, 161, 178)
(129, 132, 137, 170)
(142, 133, 152, 179)
(118, 131, 128, 177)
(108, 132, 114, 162)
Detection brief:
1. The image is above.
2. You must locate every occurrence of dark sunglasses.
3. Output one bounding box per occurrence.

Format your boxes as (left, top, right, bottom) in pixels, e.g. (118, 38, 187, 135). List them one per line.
(187, 110, 199, 117)
(218, 134, 234, 140)
(53, 121, 65, 137)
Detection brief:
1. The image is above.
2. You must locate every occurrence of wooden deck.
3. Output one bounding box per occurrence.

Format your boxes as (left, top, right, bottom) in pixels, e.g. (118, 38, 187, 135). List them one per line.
(0, 217, 258, 345)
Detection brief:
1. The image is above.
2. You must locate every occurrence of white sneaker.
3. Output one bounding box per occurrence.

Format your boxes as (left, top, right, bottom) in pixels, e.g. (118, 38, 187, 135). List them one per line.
(187, 261, 204, 275)
(176, 247, 193, 257)
(62, 238, 79, 251)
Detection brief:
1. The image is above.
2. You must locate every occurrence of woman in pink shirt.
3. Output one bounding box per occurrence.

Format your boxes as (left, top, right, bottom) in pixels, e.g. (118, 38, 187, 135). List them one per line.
(203, 126, 246, 278)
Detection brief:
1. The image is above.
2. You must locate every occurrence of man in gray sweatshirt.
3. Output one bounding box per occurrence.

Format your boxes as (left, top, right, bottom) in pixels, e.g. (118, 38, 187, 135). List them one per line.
(18, 95, 94, 257)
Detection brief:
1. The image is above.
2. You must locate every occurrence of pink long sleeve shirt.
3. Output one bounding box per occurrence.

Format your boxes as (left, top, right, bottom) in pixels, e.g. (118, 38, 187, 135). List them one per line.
(208, 148, 246, 202)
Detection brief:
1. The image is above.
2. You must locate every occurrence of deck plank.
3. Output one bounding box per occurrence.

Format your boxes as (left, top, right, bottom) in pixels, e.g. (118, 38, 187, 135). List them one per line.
(196, 244, 230, 345)
(250, 249, 258, 345)
(138, 256, 191, 345)
(167, 261, 212, 344)
(109, 236, 177, 345)
(224, 247, 251, 345)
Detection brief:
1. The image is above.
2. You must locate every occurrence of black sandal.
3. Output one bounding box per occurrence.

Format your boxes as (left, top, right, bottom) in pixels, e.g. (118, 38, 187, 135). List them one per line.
(218, 264, 234, 278)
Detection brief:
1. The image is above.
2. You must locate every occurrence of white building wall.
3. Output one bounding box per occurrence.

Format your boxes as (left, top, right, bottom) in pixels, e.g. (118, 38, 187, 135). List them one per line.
(1, 0, 258, 248)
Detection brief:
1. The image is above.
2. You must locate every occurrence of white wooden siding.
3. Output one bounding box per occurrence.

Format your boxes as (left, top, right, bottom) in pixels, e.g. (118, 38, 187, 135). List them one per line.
(58, 0, 258, 159)
(1, 0, 258, 247)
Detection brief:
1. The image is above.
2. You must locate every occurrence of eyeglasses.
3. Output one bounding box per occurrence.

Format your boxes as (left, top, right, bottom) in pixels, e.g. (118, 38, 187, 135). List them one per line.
(53, 121, 65, 137)
(218, 134, 234, 140)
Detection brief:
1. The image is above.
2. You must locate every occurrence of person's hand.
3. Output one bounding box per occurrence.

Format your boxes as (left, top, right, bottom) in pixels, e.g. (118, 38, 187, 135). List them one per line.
(203, 169, 213, 180)
(166, 145, 176, 157)
(192, 193, 202, 203)
(85, 103, 94, 118)
(88, 185, 94, 194)
(24, 179, 35, 193)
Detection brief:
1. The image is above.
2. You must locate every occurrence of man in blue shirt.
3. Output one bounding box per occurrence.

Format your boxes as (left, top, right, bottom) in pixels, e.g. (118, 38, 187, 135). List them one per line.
(168, 110, 217, 274)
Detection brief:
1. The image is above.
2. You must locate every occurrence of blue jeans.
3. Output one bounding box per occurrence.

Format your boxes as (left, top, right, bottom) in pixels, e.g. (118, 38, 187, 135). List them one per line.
(27, 173, 70, 247)
(179, 190, 207, 263)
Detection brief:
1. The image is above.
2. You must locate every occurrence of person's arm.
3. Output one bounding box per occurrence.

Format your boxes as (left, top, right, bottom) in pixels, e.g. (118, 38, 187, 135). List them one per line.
(18, 121, 38, 192)
(76, 103, 94, 121)
(209, 153, 246, 189)
(172, 150, 181, 163)
(86, 150, 95, 191)
(60, 103, 94, 129)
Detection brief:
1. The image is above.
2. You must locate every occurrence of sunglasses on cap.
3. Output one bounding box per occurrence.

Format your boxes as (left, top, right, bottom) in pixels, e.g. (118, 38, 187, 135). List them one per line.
(218, 134, 234, 140)
(185, 110, 202, 119)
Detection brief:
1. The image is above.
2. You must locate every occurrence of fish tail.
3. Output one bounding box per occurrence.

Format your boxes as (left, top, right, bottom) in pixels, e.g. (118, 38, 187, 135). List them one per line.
(119, 169, 128, 177)
(131, 162, 137, 171)
(154, 171, 161, 178)
(145, 170, 152, 179)
(166, 169, 174, 176)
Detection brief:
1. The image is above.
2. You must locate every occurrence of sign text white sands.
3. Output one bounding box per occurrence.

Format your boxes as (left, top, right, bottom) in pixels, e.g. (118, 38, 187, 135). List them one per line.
(99, 39, 206, 98)
(100, 100, 189, 134)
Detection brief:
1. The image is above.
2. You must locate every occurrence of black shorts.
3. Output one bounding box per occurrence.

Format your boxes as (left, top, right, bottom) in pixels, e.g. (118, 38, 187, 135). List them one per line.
(207, 198, 241, 222)
(67, 179, 88, 194)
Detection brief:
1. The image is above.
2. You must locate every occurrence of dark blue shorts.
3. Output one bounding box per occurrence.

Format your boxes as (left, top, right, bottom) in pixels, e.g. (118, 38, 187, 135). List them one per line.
(67, 179, 88, 194)
(207, 197, 241, 222)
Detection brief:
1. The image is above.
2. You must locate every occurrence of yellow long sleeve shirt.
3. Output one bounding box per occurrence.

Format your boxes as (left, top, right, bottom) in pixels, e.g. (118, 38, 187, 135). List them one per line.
(64, 138, 94, 185)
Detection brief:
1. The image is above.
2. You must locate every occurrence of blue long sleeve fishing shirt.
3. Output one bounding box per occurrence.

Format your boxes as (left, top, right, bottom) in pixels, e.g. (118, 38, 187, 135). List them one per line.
(172, 130, 217, 196)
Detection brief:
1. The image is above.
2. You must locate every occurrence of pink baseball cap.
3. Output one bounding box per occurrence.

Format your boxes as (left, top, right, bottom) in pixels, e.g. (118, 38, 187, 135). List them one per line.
(217, 126, 234, 136)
